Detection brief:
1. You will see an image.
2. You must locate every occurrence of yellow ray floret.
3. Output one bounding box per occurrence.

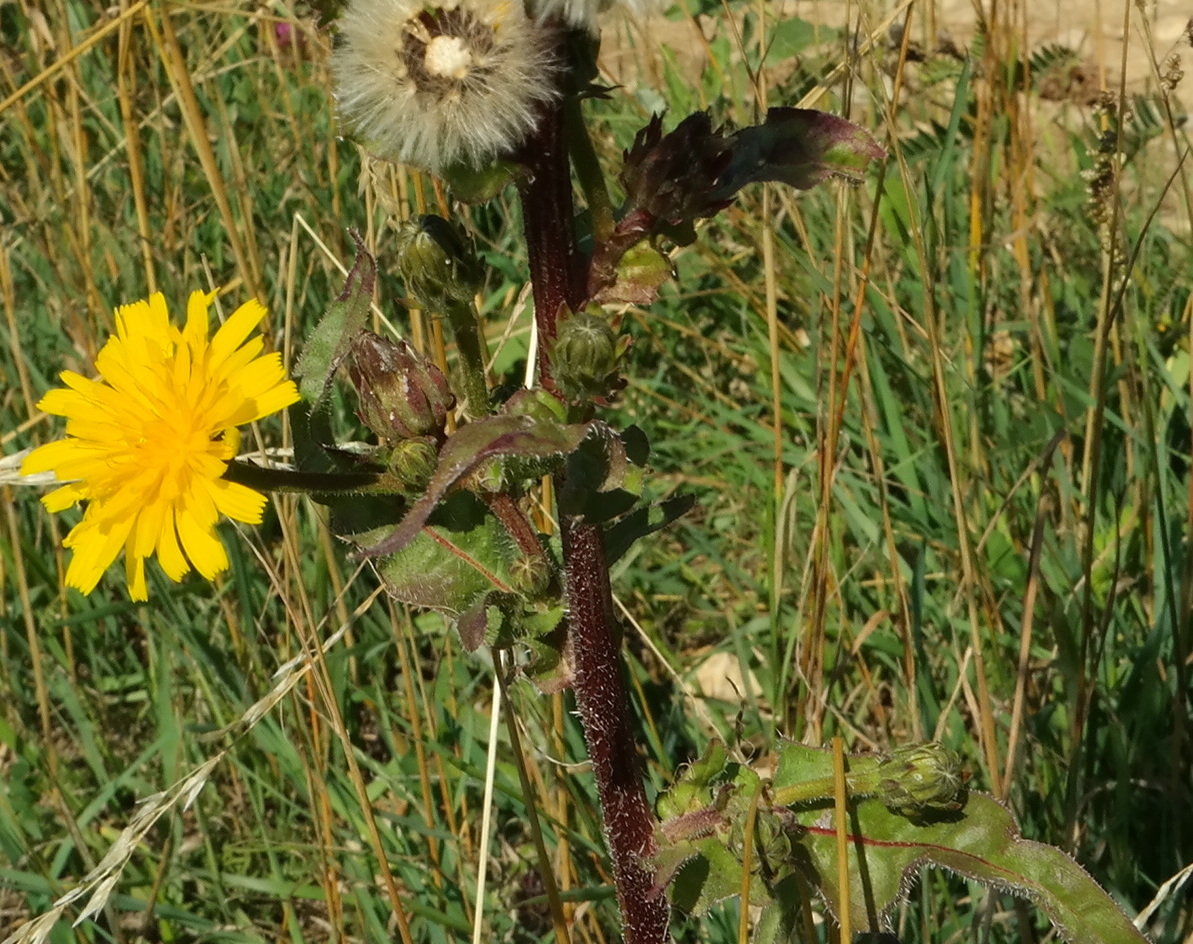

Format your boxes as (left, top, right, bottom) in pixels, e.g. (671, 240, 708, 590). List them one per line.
(22, 290, 300, 601)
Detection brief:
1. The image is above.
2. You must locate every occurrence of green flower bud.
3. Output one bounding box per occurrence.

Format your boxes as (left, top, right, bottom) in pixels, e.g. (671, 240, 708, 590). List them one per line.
(349, 331, 455, 442)
(508, 552, 553, 599)
(395, 215, 483, 311)
(386, 437, 439, 489)
(551, 312, 620, 401)
(875, 743, 966, 816)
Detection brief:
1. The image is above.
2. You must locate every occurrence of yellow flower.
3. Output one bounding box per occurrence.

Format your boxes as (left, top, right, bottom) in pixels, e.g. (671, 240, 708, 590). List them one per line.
(22, 290, 300, 601)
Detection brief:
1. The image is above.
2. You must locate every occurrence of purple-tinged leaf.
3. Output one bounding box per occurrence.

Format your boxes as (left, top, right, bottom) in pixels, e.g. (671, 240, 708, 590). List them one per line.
(620, 112, 734, 228)
(713, 107, 887, 199)
(594, 109, 884, 299)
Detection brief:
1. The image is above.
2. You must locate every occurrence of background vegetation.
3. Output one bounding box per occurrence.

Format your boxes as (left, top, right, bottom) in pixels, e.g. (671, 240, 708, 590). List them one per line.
(2, 0, 1190, 942)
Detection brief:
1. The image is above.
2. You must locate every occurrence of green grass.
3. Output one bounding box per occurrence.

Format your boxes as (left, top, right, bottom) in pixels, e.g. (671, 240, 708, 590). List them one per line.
(2, 0, 1192, 942)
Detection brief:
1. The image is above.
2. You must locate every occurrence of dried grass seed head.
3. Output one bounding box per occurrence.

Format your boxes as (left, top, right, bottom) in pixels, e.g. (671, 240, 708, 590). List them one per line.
(527, 0, 665, 32)
(332, 0, 561, 172)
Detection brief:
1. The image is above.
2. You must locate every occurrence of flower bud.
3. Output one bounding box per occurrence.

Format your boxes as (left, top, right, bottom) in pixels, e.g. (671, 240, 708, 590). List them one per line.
(395, 215, 484, 313)
(550, 312, 620, 401)
(509, 552, 552, 599)
(387, 437, 439, 488)
(349, 331, 455, 441)
(875, 743, 965, 816)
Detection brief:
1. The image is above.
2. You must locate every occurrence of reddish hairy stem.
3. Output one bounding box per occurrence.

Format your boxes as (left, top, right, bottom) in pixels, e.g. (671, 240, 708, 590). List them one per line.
(484, 491, 548, 564)
(518, 95, 589, 385)
(561, 519, 670, 944)
(517, 54, 669, 943)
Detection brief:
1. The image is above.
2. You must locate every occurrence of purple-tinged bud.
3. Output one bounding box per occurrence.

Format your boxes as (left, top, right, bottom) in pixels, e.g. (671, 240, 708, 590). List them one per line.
(349, 331, 455, 442)
(621, 112, 734, 232)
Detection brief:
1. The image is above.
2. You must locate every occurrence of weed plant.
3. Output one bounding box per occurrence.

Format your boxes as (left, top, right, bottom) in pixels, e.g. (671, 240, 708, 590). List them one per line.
(2, 0, 1191, 942)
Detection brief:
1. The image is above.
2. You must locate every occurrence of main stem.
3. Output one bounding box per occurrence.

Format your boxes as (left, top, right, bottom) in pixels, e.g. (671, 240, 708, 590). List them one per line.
(518, 78, 669, 944)
(520, 91, 587, 381)
(560, 521, 670, 944)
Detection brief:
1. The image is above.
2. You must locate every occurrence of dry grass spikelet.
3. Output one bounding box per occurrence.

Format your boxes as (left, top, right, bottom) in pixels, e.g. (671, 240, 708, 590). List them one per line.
(527, 0, 665, 32)
(1160, 52, 1185, 94)
(0, 612, 364, 944)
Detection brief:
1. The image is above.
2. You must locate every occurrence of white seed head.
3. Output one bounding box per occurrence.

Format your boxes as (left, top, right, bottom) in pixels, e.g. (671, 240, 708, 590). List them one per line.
(425, 34, 474, 78)
(331, 0, 561, 172)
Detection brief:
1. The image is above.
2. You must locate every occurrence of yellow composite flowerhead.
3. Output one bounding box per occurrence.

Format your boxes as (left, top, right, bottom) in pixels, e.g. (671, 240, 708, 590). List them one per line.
(21, 290, 301, 601)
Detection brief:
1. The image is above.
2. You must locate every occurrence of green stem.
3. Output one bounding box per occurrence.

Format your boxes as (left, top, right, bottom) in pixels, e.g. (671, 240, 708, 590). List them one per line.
(443, 298, 491, 417)
(225, 459, 382, 495)
(566, 95, 615, 245)
(770, 756, 887, 808)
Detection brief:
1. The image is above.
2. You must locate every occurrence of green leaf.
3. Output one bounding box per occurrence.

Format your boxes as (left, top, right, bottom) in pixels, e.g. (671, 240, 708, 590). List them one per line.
(365, 492, 508, 617)
(776, 744, 1148, 944)
(289, 237, 376, 472)
(359, 490, 568, 676)
(658, 739, 730, 820)
(224, 458, 383, 497)
(669, 835, 749, 916)
(656, 742, 773, 916)
(659, 741, 1148, 944)
(797, 793, 1148, 944)
(603, 494, 696, 563)
(753, 873, 808, 944)
(556, 424, 638, 522)
(440, 159, 530, 203)
(593, 241, 675, 305)
(294, 236, 374, 406)
(763, 18, 838, 65)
